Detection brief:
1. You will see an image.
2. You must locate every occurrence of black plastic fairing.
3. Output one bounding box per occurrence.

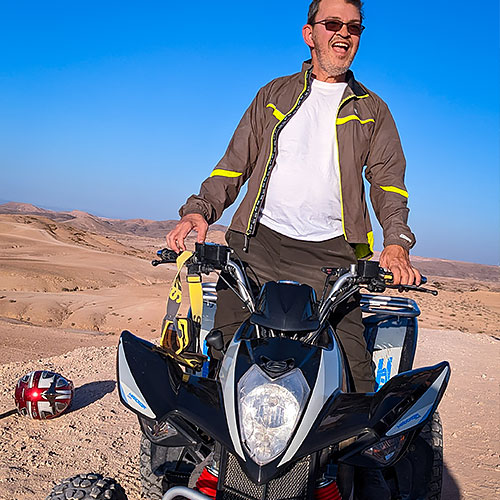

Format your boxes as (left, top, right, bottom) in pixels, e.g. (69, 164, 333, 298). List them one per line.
(234, 336, 322, 393)
(293, 362, 450, 465)
(117, 331, 234, 453)
(250, 281, 319, 332)
(369, 362, 449, 435)
(118, 331, 449, 483)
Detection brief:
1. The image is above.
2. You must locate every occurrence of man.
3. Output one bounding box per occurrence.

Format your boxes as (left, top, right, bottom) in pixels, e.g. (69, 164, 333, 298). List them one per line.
(167, 0, 420, 394)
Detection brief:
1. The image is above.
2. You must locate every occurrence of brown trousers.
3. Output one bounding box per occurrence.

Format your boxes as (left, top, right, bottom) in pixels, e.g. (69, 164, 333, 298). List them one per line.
(213, 224, 375, 392)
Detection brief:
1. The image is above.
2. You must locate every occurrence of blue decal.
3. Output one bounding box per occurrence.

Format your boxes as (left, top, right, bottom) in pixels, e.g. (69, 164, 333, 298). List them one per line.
(201, 340, 210, 378)
(397, 412, 422, 429)
(127, 391, 146, 410)
(376, 357, 393, 389)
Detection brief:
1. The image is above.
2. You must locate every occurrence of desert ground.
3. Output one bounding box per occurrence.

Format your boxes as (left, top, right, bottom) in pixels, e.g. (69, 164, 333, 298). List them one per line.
(0, 203, 498, 500)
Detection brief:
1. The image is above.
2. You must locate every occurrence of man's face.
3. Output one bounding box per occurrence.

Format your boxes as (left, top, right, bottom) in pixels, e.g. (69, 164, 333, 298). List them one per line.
(303, 0, 362, 81)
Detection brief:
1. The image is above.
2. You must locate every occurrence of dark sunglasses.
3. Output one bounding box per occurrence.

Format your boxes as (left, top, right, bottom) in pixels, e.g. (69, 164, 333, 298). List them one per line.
(313, 19, 365, 36)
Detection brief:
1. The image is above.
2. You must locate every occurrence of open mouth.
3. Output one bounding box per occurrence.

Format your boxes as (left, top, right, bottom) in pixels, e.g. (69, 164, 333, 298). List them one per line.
(332, 41, 350, 54)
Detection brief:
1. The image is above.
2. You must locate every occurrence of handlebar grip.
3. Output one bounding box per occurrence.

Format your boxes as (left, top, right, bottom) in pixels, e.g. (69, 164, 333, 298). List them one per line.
(151, 248, 179, 266)
(381, 268, 427, 286)
(159, 248, 179, 262)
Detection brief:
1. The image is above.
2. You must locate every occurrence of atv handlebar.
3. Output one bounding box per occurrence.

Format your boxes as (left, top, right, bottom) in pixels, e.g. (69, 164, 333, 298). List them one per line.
(152, 243, 437, 317)
(152, 243, 231, 273)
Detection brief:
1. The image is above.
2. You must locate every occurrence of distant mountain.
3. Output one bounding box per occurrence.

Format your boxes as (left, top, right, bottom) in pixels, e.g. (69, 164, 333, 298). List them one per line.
(1, 202, 498, 282)
(0, 201, 53, 214)
(0, 202, 226, 238)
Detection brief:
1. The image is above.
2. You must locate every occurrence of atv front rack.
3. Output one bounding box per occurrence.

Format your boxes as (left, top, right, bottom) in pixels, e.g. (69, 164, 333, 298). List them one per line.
(360, 294, 420, 318)
(202, 282, 217, 304)
(201, 282, 420, 318)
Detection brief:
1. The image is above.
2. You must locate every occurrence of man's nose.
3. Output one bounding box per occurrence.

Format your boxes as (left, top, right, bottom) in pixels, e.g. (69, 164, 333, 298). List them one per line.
(338, 24, 350, 36)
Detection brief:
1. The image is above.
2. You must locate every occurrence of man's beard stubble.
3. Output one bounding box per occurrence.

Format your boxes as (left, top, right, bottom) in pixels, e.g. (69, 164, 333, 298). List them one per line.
(313, 40, 354, 78)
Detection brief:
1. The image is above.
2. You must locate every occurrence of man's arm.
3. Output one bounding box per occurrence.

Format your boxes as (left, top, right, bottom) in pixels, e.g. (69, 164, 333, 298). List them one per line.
(166, 88, 267, 252)
(365, 99, 420, 285)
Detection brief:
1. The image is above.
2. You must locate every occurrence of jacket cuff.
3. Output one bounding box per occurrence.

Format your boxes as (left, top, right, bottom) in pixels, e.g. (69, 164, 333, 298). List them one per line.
(179, 200, 211, 222)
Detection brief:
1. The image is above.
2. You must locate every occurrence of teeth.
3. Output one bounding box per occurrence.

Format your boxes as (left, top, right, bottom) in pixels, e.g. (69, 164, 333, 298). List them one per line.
(333, 43, 348, 49)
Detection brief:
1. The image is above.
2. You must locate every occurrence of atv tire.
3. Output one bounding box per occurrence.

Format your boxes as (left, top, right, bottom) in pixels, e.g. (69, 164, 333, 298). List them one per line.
(419, 410, 443, 500)
(140, 433, 164, 500)
(46, 473, 127, 500)
(140, 433, 196, 499)
(385, 410, 443, 500)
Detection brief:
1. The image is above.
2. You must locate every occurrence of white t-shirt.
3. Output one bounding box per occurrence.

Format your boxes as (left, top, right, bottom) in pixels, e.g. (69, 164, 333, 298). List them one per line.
(259, 79, 347, 241)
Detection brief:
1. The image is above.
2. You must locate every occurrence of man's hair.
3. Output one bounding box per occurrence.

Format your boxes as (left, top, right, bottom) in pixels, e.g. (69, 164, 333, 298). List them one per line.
(307, 0, 364, 25)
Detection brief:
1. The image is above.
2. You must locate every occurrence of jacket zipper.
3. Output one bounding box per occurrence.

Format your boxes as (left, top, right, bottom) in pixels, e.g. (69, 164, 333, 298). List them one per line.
(334, 92, 370, 239)
(243, 69, 313, 251)
(334, 93, 357, 239)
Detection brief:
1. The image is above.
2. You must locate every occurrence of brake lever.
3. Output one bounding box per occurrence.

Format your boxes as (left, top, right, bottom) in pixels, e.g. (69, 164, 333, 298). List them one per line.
(366, 278, 387, 294)
(386, 284, 438, 296)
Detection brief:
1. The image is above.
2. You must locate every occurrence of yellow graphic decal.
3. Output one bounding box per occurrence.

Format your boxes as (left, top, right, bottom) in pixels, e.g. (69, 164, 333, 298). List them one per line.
(266, 103, 285, 121)
(210, 169, 243, 178)
(380, 186, 409, 198)
(336, 115, 375, 125)
(186, 274, 203, 325)
(367, 231, 374, 252)
(175, 318, 190, 354)
(168, 284, 182, 303)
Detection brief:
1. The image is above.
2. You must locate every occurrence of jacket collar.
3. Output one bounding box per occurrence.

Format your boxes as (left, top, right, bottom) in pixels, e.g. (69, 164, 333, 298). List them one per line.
(301, 59, 367, 98)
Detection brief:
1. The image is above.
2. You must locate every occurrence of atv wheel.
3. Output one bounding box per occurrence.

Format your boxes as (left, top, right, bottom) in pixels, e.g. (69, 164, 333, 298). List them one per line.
(419, 410, 443, 499)
(46, 473, 127, 500)
(140, 433, 196, 499)
(385, 410, 443, 499)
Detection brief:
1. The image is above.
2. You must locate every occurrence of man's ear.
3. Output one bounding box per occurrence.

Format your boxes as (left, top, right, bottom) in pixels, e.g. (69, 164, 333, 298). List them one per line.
(302, 24, 315, 49)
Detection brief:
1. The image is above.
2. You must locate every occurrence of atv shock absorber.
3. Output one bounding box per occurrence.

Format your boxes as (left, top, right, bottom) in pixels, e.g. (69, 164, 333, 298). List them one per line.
(315, 478, 342, 500)
(196, 466, 218, 499)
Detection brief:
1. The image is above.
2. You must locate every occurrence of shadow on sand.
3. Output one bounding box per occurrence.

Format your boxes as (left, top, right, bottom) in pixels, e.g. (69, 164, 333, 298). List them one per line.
(69, 380, 116, 412)
(442, 461, 461, 499)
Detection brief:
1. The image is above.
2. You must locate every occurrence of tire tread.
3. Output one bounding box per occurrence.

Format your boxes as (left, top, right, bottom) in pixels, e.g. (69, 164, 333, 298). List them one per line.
(46, 473, 127, 500)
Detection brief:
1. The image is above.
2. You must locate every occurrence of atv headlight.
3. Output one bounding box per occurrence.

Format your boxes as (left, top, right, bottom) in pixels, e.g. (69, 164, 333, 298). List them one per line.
(238, 364, 309, 465)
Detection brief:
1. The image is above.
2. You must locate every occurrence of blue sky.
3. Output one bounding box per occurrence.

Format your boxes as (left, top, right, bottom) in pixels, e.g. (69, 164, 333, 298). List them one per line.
(1, 1, 499, 265)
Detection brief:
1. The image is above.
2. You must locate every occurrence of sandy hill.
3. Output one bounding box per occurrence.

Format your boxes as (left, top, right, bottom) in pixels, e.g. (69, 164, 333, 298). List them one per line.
(0, 207, 224, 338)
(0, 202, 226, 239)
(0, 202, 499, 338)
(0, 201, 52, 214)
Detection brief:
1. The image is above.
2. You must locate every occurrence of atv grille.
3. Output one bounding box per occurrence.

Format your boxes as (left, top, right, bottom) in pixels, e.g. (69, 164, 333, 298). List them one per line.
(221, 453, 312, 500)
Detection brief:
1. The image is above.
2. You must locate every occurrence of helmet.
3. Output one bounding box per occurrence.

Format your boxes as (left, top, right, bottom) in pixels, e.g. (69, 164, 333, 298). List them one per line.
(15, 370, 74, 419)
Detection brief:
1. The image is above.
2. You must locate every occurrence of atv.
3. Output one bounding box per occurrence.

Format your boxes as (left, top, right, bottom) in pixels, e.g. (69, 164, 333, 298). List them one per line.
(48, 242, 448, 500)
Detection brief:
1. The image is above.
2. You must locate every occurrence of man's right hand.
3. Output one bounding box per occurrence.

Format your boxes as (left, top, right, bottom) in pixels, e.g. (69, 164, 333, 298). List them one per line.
(166, 213, 209, 253)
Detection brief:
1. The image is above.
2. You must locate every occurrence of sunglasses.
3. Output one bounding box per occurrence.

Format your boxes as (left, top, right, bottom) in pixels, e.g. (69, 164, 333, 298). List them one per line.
(313, 19, 365, 36)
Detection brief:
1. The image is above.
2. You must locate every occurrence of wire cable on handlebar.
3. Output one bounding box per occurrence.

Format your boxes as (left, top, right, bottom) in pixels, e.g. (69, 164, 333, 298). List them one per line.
(309, 285, 360, 344)
(232, 254, 256, 304)
(217, 271, 252, 311)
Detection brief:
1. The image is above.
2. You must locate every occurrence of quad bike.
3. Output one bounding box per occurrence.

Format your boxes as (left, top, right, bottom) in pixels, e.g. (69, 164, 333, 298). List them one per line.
(124, 243, 448, 500)
(47, 243, 448, 500)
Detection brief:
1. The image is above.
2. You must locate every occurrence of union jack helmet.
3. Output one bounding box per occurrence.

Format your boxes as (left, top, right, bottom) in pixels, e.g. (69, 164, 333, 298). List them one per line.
(15, 370, 74, 420)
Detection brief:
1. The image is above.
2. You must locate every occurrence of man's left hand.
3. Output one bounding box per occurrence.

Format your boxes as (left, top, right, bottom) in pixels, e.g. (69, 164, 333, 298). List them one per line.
(379, 245, 421, 286)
